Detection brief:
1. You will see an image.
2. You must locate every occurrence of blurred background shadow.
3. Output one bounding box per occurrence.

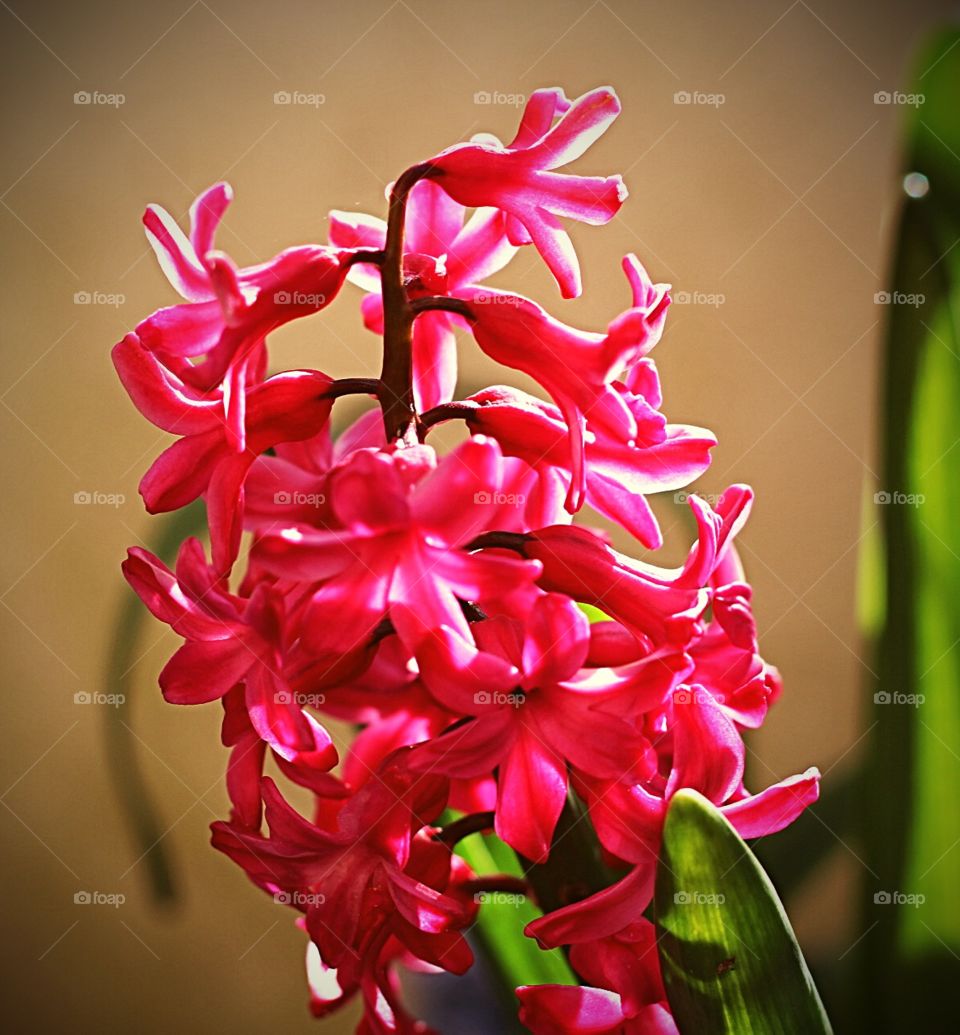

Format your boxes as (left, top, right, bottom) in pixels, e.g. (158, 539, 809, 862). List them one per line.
(1, 0, 955, 1030)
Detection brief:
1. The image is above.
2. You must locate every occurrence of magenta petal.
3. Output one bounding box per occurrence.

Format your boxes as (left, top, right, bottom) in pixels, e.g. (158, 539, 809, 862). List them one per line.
(411, 710, 512, 779)
(112, 334, 221, 434)
(256, 528, 363, 582)
(122, 547, 233, 639)
(360, 290, 385, 332)
(721, 767, 820, 838)
(142, 203, 210, 301)
(526, 86, 622, 169)
(527, 863, 654, 948)
(136, 300, 224, 357)
(495, 727, 567, 862)
(446, 208, 516, 285)
(390, 548, 473, 648)
(517, 985, 625, 1035)
(667, 686, 745, 804)
(189, 181, 232, 258)
(327, 209, 387, 251)
(415, 627, 519, 713)
(226, 730, 267, 829)
(206, 451, 256, 574)
(160, 638, 252, 704)
(405, 178, 465, 256)
(139, 431, 222, 514)
(244, 667, 315, 754)
(521, 594, 589, 688)
(586, 469, 663, 549)
(330, 450, 409, 530)
(507, 87, 572, 150)
(412, 312, 457, 412)
(517, 204, 581, 298)
(411, 436, 502, 544)
(303, 563, 391, 657)
(429, 548, 541, 603)
(387, 868, 465, 934)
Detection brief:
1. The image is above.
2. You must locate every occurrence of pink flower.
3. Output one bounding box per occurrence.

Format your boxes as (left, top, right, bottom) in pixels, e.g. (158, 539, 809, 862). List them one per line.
(139, 181, 353, 448)
(113, 332, 335, 572)
(253, 436, 542, 689)
(519, 920, 678, 1034)
(111, 85, 822, 1033)
(528, 752, 820, 950)
(518, 487, 753, 648)
(329, 179, 515, 409)
(461, 373, 715, 547)
(457, 255, 675, 509)
(427, 87, 627, 297)
(413, 595, 686, 861)
(211, 754, 476, 1028)
(122, 538, 336, 826)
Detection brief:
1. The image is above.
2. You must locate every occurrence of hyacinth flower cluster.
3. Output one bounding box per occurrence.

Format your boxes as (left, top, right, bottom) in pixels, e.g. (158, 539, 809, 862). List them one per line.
(115, 86, 820, 1034)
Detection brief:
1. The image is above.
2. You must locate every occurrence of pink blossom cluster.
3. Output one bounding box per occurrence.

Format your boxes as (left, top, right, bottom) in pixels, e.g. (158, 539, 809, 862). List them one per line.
(115, 87, 818, 1034)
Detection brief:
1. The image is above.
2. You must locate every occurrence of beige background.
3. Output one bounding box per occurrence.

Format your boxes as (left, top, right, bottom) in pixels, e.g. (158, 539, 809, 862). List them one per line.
(0, 0, 948, 1030)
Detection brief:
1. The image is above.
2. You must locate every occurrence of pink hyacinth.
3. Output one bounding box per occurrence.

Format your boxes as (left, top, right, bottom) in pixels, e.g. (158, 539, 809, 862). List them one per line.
(454, 254, 679, 511)
(139, 182, 356, 449)
(425, 87, 627, 297)
(329, 179, 515, 410)
(112, 85, 820, 1035)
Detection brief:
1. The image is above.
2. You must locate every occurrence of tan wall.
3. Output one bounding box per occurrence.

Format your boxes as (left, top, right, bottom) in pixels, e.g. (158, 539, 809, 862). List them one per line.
(1, 0, 947, 1029)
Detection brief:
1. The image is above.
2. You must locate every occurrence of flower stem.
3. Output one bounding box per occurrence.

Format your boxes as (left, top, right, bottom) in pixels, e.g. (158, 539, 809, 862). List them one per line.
(323, 377, 381, 400)
(378, 163, 433, 445)
(465, 530, 530, 554)
(435, 809, 496, 847)
(418, 400, 478, 438)
(464, 875, 529, 896)
(409, 296, 475, 319)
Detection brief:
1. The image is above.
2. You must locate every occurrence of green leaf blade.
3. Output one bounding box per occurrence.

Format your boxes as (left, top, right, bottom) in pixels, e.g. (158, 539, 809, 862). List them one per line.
(655, 789, 832, 1035)
(456, 831, 576, 989)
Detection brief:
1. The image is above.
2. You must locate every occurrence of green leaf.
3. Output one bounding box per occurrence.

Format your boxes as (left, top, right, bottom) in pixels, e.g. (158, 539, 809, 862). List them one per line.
(855, 26, 960, 1031)
(577, 602, 609, 624)
(104, 500, 206, 902)
(455, 831, 576, 989)
(655, 789, 832, 1035)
